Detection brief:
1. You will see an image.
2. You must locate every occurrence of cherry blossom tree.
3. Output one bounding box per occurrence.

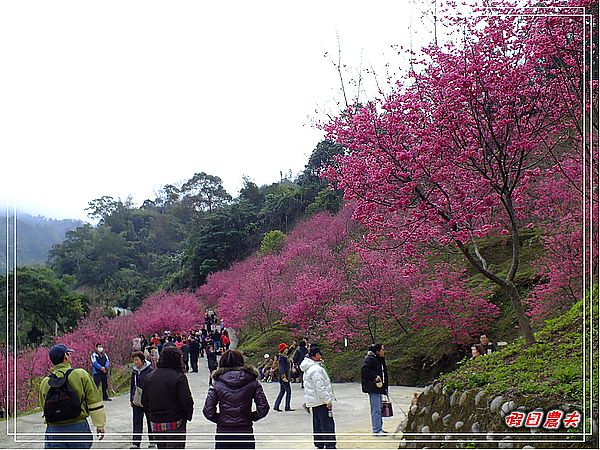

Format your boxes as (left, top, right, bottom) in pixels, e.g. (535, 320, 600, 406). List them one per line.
(324, 0, 593, 345)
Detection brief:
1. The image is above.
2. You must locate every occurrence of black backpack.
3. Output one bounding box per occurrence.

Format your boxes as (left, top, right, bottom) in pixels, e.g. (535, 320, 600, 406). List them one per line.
(43, 369, 82, 422)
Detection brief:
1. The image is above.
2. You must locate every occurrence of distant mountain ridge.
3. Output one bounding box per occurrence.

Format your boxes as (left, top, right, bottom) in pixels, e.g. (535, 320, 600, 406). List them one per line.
(0, 213, 84, 272)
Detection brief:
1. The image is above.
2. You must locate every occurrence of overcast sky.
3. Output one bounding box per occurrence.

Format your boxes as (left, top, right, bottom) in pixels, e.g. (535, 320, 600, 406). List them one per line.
(0, 0, 437, 222)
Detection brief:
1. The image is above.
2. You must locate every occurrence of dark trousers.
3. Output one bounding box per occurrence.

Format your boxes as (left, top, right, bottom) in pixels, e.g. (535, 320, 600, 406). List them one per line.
(93, 372, 109, 399)
(153, 422, 186, 449)
(274, 380, 291, 410)
(190, 353, 199, 372)
(215, 428, 255, 449)
(183, 357, 189, 372)
(312, 404, 336, 449)
(132, 405, 154, 447)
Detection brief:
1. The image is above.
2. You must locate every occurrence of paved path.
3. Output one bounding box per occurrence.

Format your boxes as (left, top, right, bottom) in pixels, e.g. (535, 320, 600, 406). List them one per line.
(3, 332, 419, 449)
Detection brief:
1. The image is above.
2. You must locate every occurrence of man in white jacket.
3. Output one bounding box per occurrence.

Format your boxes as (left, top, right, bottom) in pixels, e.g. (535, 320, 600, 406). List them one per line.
(300, 345, 337, 449)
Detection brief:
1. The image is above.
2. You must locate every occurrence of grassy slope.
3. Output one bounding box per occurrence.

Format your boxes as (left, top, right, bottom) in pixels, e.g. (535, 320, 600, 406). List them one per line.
(440, 286, 598, 412)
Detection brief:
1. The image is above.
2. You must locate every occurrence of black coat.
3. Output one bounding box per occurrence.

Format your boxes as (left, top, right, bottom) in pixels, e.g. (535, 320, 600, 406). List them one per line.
(203, 366, 270, 432)
(189, 339, 200, 356)
(278, 354, 290, 379)
(181, 344, 190, 360)
(292, 346, 308, 366)
(142, 367, 194, 423)
(206, 349, 219, 370)
(130, 363, 154, 404)
(361, 352, 388, 394)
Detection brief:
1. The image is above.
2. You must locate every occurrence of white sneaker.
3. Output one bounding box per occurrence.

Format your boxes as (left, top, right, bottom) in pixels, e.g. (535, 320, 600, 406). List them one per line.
(373, 430, 388, 436)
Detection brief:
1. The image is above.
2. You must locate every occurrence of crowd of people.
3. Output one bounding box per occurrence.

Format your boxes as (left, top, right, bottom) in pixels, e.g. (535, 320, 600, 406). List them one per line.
(37, 317, 504, 450)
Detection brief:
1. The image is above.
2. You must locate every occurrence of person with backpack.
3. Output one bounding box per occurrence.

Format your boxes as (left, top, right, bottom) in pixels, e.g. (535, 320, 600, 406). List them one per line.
(39, 344, 106, 448)
(91, 343, 111, 401)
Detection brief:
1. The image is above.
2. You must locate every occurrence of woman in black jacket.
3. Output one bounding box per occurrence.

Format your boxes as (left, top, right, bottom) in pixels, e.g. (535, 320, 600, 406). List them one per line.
(203, 350, 270, 449)
(142, 347, 194, 449)
(130, 351, 156, 449)
(360, 343, 389, 436)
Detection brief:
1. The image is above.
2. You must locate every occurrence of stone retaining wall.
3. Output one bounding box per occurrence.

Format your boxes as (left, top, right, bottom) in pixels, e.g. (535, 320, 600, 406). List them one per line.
(396, 382, 594, 449)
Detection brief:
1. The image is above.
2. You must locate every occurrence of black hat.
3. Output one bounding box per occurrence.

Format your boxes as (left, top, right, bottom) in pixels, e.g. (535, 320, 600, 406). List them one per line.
(308, 346, 322, 357)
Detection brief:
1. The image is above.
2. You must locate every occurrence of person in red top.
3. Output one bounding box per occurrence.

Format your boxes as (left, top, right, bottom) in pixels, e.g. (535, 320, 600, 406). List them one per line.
(221, 330, 231, 350)
(150, 334, 160, 347)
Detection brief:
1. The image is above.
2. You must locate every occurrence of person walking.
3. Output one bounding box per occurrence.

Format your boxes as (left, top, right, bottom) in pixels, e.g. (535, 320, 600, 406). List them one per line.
(221, 330, 231, 351)
(39, 344, 106, 449)
(203, 350, 270, 449)
(273, 343, 293, 412)
(189, 336, 200, 373)
(200, 329, 208, 358)
(292, 341, 309, 388)
(180, 339, 190, 373)
(211, 329, 222, 351)
(145, 346, 159, 369)
(91, 343, 111, 401)
(361, 343, 389, 436)
(142, 347, 194, 449)
(130, 351, 156, 449)
(300, 345, 336, 449)
(206, 344, 220, 386)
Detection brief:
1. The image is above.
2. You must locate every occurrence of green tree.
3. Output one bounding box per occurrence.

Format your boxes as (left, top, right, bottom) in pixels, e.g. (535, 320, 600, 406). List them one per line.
(180, 172, 232, 212)
(259, 230, 286, 256)
(177, 200, 261, 288)
(0, 267, 86, 346)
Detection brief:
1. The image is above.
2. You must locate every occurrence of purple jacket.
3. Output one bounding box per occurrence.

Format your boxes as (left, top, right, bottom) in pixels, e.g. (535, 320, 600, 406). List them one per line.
(203, 365, 270, 432)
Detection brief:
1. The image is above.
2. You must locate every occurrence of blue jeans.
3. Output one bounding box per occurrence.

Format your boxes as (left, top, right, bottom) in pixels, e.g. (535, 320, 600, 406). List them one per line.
(368, 393, 383, 432)
(45, 420, 93, 449)
(312, 404, 336, 449)
(274, 380, 291, 410)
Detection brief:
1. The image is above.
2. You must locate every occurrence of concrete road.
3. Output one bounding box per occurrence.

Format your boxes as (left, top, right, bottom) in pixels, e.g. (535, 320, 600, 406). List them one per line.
(2, 332, 419, 449)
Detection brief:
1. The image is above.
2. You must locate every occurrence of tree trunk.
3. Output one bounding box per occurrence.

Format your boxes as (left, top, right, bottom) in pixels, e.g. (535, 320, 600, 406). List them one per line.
(506, 281, 535, 346)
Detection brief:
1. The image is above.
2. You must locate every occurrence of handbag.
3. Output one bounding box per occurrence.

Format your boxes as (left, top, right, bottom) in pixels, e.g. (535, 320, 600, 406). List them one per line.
(381, 395, 393, 417)
(132, 374, 143, 407)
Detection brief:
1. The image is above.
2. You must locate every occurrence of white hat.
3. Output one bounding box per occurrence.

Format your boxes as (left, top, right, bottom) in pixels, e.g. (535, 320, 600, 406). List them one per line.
(264, 353, 270, 359)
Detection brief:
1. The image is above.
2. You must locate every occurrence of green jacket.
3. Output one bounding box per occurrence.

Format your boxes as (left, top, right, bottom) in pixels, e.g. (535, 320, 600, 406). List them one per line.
(39, 362, 106, 427)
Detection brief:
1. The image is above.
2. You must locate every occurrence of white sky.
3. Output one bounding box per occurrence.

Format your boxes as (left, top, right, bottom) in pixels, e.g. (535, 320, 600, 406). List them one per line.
(0, 0, 437, 222)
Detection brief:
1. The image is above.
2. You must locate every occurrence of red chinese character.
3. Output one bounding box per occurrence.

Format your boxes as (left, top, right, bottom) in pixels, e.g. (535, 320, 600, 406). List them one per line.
(505, 411, 525, 427)
(543, 410, 564, 429)
(563, 411, 581, 428)
(525, 411, 544, 427)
